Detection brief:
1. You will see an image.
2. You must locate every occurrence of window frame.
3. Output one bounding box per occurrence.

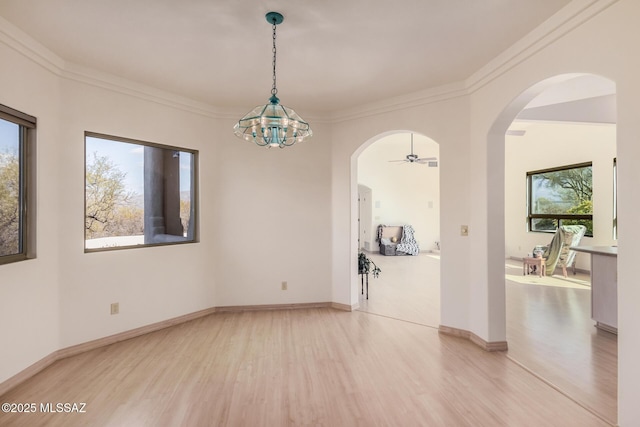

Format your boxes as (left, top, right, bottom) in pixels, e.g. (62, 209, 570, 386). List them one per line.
(84, 131, 199, 253)
(0, 103, 36, 265)
(526, 161, 593, 237)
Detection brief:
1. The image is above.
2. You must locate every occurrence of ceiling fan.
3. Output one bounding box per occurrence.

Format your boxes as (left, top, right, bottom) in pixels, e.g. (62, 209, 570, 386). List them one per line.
(388, 133, 438, 166)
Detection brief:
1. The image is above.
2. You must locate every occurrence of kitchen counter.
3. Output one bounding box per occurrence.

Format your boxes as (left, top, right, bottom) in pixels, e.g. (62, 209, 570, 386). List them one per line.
(572, 245, 617, 333)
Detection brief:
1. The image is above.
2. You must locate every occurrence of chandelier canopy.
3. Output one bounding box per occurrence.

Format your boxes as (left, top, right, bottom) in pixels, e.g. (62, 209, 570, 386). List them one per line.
(234, 12, 312, 148)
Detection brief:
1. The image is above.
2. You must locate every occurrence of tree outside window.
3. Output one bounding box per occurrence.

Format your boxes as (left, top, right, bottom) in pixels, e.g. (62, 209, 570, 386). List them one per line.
(85, 133, 198, 251)
(528, 162, 593, 236)
(0, 105, 36, 265)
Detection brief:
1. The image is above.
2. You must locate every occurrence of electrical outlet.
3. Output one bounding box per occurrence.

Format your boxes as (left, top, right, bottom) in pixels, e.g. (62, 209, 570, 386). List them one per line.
(281, 281, 288, 290)
(110, 302, 119, 315)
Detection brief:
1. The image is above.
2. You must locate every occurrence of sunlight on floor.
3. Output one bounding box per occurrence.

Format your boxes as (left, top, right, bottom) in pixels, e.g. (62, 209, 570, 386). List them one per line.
(505, 271, 590, 289)
(505, 261, 591, 289)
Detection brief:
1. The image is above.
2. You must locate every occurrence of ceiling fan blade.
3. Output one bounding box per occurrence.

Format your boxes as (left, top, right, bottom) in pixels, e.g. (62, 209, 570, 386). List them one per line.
(388, 159, 408, 163)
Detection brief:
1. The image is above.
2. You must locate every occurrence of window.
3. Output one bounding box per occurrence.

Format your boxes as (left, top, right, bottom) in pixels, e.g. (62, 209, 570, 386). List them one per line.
(0, 104, 36, 265)
(527, 162, 593, 236)
(85, 132, 198, 251)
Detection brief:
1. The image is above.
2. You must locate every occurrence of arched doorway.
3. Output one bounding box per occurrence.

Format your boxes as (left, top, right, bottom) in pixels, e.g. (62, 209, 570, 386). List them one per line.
(352, 131, 441, 326)
(489, 73, 617, 424)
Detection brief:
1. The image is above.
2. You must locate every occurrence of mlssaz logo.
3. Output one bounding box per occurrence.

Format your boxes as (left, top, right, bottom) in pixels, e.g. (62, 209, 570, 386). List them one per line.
(40, 402, 87, 413)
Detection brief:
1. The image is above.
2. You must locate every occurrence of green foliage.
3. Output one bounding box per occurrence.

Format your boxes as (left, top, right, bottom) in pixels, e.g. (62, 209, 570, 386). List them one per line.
(563, 200, 594, 235)
(0, 152, 19, 256)
(567, 199, 593, 214)
(532, 166, 593, 235)
(540, 166, 592, 204)
(358, 252, 381, 278)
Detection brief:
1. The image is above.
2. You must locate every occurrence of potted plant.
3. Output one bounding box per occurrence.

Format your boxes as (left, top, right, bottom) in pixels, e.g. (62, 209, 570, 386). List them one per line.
(358, 252, 380, 300)
(358, 252, 381, 277)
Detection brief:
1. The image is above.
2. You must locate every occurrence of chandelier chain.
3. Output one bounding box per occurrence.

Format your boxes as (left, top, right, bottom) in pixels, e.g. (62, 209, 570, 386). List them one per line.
(271, 20, 277, 96)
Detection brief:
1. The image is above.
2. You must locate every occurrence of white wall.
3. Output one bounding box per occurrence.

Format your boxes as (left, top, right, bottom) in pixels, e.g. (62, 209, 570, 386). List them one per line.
(56, 79, 219, 348)
(4, 1, 640, 424)
(358, 132, 440, 252)
(332, 2, 640, 423)
(0, 28, 333, 379)
(470, 2, 640, 424)
(0, 39, 62, 386)
(505, 121, 617, 271)
(212, 118, 333, 307)
(331, 95, 471, 328)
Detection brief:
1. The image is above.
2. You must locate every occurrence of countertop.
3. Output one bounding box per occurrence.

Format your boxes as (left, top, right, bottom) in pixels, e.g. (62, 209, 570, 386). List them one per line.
(571, 246, 618, 257)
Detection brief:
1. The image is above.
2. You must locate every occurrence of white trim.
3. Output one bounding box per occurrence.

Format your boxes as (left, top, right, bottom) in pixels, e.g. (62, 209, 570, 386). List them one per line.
(0, 1, 619, 122)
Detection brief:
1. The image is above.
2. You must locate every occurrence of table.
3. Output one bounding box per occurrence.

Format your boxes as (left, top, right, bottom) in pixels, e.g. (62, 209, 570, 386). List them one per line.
(523, 256, 546, 277)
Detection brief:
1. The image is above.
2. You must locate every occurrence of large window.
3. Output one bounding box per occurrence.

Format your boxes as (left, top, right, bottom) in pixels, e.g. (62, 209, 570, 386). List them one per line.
(0, 104, 36, 265)
(527, 162, 593, 236)
(85, 132, 198, 251)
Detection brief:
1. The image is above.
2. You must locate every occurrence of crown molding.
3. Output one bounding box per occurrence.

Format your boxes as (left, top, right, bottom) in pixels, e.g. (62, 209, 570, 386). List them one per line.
(0, 0, 619, 123)
(61, 63, 225, 119)
(329, 0, 619, 122)
(0, 15, 65, 74)
(328, 82, 469, 124)
(465, 0, 620, 94)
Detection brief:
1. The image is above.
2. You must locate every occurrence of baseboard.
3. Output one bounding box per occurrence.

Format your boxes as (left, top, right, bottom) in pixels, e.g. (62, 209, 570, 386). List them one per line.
(0, 351, 59, 398)
(56, 307, 218, 361)
(0, 302, 352, 396)
(595, 322, 618, 335)
(438, 325, 508, 352)
(0, 306, 217, 397)
(331, 301, 357, 311)
(438, 324, 470, 339)
(215, 302, 332, 312)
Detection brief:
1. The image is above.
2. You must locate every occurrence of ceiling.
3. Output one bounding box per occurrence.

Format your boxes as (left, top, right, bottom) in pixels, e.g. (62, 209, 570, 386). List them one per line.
(0, 1, 575, 114)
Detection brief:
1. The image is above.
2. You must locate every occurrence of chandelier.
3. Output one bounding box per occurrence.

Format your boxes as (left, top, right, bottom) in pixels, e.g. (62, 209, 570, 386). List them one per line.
(233, 12, 312, 148)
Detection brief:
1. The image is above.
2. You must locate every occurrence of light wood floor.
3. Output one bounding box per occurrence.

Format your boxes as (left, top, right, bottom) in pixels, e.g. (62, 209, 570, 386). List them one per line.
(0, 254, 615, 426)
(504, 259, 617, 424)
(359, 253, 617, 425)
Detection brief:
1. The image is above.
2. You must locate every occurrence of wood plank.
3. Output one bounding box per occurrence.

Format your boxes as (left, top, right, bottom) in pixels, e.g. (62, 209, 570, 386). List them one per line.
(0, 308, 610, 426)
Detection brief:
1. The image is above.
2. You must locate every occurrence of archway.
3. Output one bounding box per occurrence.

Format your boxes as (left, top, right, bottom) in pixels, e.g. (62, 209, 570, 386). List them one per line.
(489, 73, 617, 424)
(351, 130, 441, 325)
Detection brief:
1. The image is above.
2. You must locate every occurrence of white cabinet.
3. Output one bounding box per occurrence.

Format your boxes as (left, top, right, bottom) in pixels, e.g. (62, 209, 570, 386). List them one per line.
(572, 246, 617, 334)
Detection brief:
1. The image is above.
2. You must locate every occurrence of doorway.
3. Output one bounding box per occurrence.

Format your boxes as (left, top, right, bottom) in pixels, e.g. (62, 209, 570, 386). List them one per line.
(355, 131, 441, 327)
(499, 74, 618, 424)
